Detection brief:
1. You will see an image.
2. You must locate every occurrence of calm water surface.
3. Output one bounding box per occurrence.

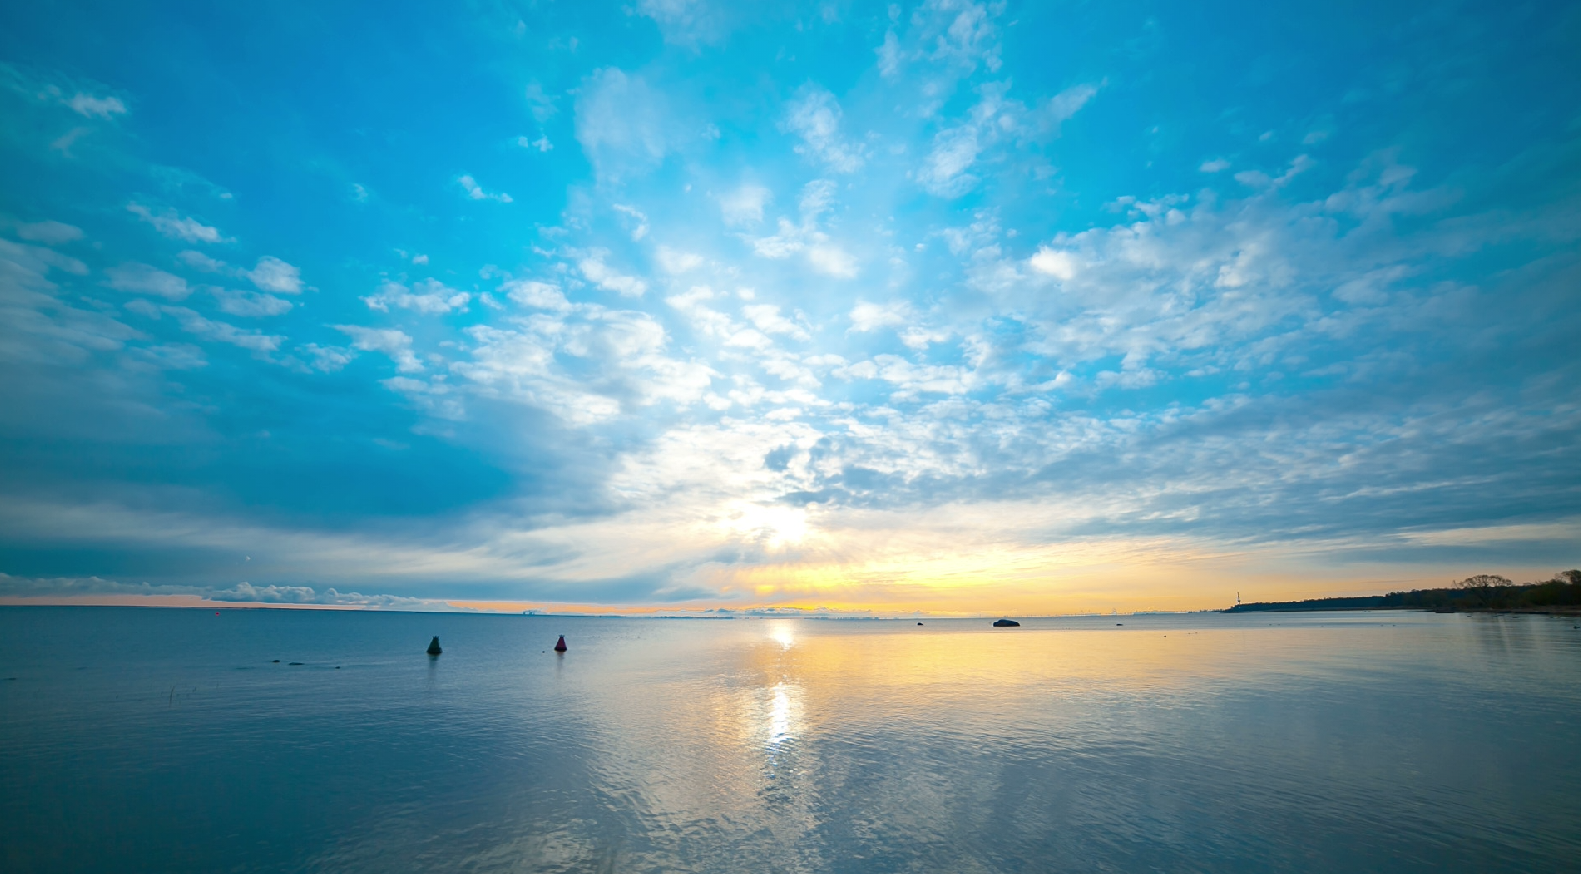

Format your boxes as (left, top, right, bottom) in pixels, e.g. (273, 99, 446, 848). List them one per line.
(2, 607, 1578, 872)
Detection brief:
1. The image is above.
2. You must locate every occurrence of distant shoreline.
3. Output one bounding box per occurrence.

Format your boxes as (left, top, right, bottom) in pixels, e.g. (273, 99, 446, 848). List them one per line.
(1223, 573, 1580, 615)
(1223, 603, 1581, 615)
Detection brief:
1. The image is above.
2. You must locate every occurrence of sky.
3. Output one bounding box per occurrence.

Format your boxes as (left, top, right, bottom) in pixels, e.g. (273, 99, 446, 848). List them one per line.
(0, 0, 1577, 615)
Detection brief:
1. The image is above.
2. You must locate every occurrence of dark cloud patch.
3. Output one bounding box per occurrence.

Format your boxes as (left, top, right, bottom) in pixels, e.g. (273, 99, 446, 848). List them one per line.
(763, 444, 795, 472)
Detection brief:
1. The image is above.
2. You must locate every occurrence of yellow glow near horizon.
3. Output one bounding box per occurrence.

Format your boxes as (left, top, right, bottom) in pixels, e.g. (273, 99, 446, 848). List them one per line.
(436, 544, 1572, 616)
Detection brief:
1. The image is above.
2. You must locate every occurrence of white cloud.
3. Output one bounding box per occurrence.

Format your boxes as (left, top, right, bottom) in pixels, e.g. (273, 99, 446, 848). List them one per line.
(916, 83, 1056, 198)
(49, 127, 88, 154)
(844, 353, 976, 396)
(637, 0, 720, 46)
(783, 86, 865, 173)
(362, 279, 470, 314)
(751, 221, 804, 259)
(453, 308, 715, 424)
(925, 0, 1000, 71)
(742, 304, 810, 341)
(132, 343, 207, 370)
(15, 220, 82, 245)
(579, 253, 649, 297)
(106, 263, 190, 300)
(656, 246, 704, 273)
(3, 68, 129, 123)
(518, 134, 553, 152)
(7, 135, 1569, 606)
(850, 300, 914, 332)
(126, 203, 229, 243)
(745, 181, 859, 276)
(68, 93, 126, 118)
(798, 179, 838, 217)
(123, 299, 161, 319)
(749, 219, 859, 277)
(919, 125, 981, 197)
(163, 306, 283, 353)
(336, 325, 423, 372)
(898, 325, 952, 350)
(179, 250, 227, 272)
(211, 288, 292, 317)
(208, 582, 435, 609)
(1028, 247, 1077, 280)
(1046, 83, 1099, 128)
(575, 68, 672, 178)
(248, 256, 302, 294)
(613, 203, 650, 240)
(1235, 154, 1313, 189)
(665, 284, 718, 311)
(300, 343, 354, 372)
(502, 279, 572, 311)
(0, 238, 135, 371)
(1200, 158, 1231, 173)
(459, 174, 514, 203)
(806, 244, 858, 278)
(524, 83, 558, 122)
(877, 30, 902, 78)
(718, 184, 772, 225)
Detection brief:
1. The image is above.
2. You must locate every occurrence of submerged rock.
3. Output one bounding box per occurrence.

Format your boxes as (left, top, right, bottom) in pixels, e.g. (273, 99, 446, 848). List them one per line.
(427, 636, 443, 656)
(992, 619, 1021, 627)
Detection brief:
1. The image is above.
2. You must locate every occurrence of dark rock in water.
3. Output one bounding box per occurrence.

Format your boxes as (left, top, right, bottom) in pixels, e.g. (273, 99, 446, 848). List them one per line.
(992, 619, 1020, 627)
(917, 622, 924, 625)
(427, 636, 443, 656)
(288, 662, 304, 666)
(1116, 623, 1123, 626)
(554, 635, 568, 652)
(271, 660, 280, 663)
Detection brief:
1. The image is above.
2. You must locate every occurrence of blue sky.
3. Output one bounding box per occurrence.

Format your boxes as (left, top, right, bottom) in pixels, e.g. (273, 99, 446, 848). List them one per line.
(1, 0, 1577, 613)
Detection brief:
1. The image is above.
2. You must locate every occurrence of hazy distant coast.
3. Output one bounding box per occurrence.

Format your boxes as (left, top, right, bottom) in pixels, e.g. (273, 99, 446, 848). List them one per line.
(1224, 572, 1581, 614)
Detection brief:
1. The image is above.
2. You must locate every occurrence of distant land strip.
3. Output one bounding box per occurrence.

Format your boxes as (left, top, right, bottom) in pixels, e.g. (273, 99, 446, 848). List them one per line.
(1224, 571, 1581, 614)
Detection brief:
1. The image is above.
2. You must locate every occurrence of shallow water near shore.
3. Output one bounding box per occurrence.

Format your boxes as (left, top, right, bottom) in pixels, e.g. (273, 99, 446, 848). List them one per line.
(2, 607, 1578, 872)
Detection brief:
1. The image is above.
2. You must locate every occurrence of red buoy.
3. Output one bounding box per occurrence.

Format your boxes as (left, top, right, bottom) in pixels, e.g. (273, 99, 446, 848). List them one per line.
(553, 635, 567, 653)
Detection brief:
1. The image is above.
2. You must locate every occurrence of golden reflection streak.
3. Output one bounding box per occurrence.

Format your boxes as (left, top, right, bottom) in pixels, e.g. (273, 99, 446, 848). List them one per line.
(550, 617, 1358, 855)
(767, 620, 795, 650)
(766, 682, 795, 750)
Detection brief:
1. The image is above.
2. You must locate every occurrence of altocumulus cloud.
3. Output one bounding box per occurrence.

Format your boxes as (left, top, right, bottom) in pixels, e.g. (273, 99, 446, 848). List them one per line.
(0, 0, 1577, 613)
(207, 583, 443, 610)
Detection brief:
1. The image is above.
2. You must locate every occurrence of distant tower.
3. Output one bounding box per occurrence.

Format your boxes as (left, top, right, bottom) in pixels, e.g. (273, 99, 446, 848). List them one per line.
(1237, 592, 1241, 605)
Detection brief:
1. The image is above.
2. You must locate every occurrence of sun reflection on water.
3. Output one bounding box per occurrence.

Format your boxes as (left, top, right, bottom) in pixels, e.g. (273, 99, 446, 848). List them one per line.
(758, 622, 801, 784)
(767, 620, 795, 650)
(767, 682, 793, 749)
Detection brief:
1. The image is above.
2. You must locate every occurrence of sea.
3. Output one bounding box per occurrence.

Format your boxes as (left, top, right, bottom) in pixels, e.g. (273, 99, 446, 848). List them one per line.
(2, 607, 1578, 873)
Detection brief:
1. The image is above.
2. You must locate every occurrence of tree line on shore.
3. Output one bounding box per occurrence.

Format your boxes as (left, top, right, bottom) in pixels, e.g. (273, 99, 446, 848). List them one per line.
(1225, 570, 1581, 613)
